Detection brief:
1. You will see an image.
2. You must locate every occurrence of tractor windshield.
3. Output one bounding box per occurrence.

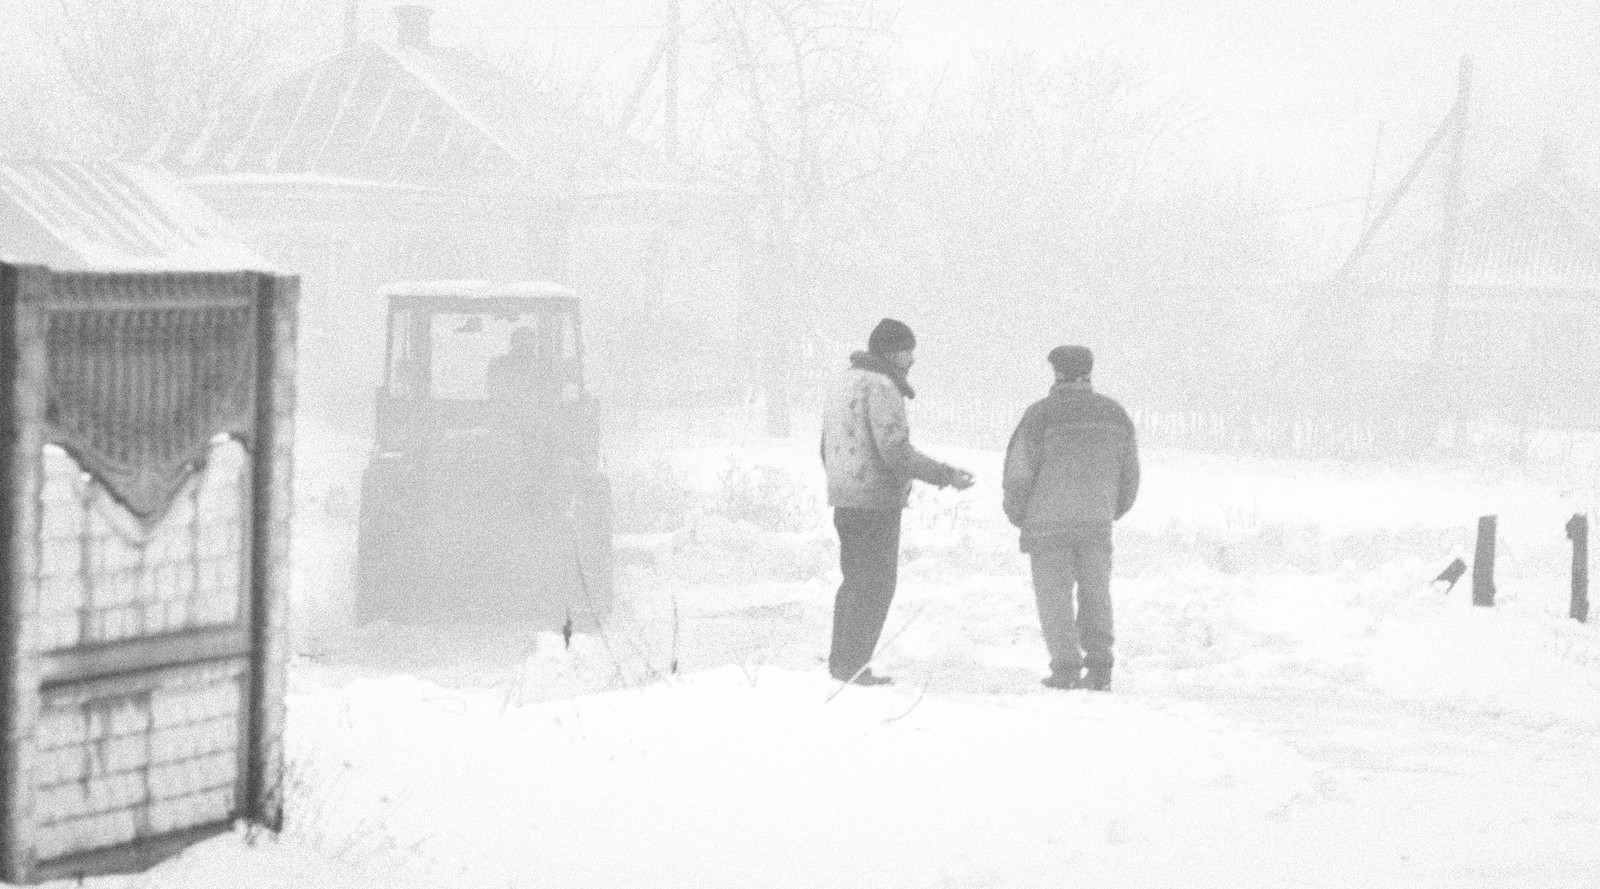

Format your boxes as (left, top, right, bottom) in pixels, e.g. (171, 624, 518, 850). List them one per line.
(430, 312, 544, 400)
(383, 302, 581, 403)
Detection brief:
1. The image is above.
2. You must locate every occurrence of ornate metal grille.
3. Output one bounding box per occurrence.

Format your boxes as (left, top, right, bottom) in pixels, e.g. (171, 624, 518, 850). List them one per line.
(42, 307, 255, 526)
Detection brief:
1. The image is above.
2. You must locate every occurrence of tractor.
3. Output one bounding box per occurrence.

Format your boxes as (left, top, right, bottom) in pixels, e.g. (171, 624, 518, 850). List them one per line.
(353, 280, 613, 627)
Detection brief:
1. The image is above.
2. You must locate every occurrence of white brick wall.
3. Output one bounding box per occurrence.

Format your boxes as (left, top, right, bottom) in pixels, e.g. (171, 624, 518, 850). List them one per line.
(4, 272, 297, 875)
(29, 660, 245, 862)
(35, 441, 248, 651)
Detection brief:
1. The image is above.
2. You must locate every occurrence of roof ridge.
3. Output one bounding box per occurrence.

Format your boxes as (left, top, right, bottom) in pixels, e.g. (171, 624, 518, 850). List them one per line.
(374, 42, 533, 173)
(1533, 172, 1600, 238)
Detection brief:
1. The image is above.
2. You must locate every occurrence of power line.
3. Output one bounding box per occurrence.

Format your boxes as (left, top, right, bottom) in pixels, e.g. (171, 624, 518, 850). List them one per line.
(1257, 195, 1367, 216)
(504, 26, 659, 32)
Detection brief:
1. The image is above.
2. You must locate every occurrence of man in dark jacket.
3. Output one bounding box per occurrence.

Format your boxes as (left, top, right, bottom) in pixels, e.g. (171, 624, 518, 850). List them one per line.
(487, 325, 557, 405)
(1002, 345, 1139, 691)
(820, 318, 974, 685)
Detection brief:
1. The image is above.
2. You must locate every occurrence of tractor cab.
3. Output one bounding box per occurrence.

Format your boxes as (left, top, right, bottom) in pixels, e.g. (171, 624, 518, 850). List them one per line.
(355, 280, 612, 627)
(376, 280, 595, 460)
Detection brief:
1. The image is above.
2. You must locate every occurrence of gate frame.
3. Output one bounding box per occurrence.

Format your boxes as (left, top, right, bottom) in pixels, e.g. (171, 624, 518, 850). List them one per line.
(0, 261, 296, 882)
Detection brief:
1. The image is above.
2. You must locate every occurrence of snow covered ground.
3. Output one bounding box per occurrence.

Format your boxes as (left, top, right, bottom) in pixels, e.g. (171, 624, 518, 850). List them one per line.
(71, 423, 1600, 888)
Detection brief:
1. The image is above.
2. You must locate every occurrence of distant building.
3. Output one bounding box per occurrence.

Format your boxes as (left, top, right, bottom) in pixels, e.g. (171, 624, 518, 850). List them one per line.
(1311, 145, 1600, 425)
(159, 4, 752, 430)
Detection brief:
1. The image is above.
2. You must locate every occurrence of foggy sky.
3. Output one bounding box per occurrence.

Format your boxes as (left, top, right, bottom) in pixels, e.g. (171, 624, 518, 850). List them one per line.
(4, 0, 1595, 207)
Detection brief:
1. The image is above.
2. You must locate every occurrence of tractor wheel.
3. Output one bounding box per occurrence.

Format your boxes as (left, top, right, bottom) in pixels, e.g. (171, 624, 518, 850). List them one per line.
(569, 473, 615, 631)
(352, 457, 410, 625)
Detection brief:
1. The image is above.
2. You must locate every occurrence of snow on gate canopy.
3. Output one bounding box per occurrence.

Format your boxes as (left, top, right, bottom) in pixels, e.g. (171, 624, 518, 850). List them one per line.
(0, 160, 273, 274)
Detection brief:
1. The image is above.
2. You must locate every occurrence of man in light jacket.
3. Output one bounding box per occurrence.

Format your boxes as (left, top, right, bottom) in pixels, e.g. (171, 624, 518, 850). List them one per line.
(1003, 345, 1139, 691)
(820, 318, 973, 685)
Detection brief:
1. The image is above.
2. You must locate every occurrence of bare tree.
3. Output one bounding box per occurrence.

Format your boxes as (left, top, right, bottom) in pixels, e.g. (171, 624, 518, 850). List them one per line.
(0, 57, 116, 157)
(690, 0, 916, 436)
(901, 45, 1283, 402)
(918, 46, 1223, 287)
(37, 0, 334, 156)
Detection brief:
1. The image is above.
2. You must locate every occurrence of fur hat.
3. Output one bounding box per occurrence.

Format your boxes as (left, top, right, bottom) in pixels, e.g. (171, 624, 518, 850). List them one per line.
(868, 318, 916, 355)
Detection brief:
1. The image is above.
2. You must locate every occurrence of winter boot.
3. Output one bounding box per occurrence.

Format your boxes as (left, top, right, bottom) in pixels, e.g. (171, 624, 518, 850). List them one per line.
(1080, 665, 1111, 691)
(1040, 669, 1081, 690)
(833, 668, 893, 686)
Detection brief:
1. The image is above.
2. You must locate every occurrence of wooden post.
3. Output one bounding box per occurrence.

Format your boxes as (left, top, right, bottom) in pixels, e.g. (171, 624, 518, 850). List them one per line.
(1472, 514, 1496, 607)
(1568, 513, 1589, 622)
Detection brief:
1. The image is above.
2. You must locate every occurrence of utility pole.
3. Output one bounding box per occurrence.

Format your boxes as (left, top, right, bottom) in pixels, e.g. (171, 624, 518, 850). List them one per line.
(343, 0, 360, 49)
(617, 0, 683, 158)
(1429, 55, 1472, 363)
(663, 0, 681, 159)
(1360, 121, 1384, 232)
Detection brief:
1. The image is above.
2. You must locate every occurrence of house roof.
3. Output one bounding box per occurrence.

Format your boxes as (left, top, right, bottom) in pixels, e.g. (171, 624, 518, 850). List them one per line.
(164, 38, 685, 191)
(0, 160, 274, 272)
(378, 279, 576, 300)
(1338, 158, 1600, 292)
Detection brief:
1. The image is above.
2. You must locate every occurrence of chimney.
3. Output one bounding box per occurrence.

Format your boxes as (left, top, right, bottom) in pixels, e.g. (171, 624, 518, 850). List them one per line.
(394, 4, 433, 51)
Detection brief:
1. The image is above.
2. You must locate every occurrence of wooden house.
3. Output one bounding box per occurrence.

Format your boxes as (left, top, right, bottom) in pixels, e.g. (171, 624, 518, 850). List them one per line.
(1310, 147, 1600, 427)
(160, 5, 752, 433)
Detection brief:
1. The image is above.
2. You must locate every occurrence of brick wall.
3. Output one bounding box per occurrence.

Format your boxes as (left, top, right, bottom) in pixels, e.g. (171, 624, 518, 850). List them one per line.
(31, 660, 244, 862)
(35, 443, 248, 651)
(0, 264, 296, 880)
(25, 443, 251, 864)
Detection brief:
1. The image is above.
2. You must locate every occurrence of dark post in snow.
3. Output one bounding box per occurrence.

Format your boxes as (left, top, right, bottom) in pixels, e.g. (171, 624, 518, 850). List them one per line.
(1472, 515, 1496, 607)
(1567, 513, 1588, 622)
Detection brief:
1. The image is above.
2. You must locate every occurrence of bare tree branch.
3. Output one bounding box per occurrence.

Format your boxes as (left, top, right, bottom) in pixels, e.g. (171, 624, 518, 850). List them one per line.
(34, 0, 333, 154)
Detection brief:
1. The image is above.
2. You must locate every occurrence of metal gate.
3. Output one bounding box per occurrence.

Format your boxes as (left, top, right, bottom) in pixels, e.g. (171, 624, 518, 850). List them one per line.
(0, 262, 296, 881)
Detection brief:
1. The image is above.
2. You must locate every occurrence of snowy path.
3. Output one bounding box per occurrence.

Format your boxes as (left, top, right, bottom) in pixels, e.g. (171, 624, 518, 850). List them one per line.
(266, 559, 1598, 884)
(261, 556, 1600, 889)
(106, 439, 1600, 887)
(128, 582, 1600, 889)
(241, 652, 1600, 889)
(1152, 685, 1600, 887)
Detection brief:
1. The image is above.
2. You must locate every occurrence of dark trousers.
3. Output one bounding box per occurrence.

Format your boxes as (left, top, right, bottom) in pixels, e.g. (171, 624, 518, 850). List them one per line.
(829, 507, 903, 679)
(1028, 528, 1115, 677)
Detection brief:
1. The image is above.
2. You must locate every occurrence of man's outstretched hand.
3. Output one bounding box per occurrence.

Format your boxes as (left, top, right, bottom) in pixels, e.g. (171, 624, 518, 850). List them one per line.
(948, 468, 976, 491)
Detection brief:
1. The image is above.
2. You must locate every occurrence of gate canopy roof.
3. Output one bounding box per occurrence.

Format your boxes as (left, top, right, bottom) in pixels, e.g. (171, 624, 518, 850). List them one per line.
(0, 160, 273, 272)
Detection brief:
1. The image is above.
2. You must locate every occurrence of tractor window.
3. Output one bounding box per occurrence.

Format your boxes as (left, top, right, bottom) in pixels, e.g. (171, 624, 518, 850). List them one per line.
(430, 313, 544, 400)
(558, 312, 578, 367)
(552, 310, 582, 402)
(387, 310, 423, 397)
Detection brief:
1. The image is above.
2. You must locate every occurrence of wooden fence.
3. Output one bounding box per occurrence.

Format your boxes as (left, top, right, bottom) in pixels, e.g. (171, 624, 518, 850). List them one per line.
(600, 384, 1600, 467)
(913, 395, 1600, 464)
